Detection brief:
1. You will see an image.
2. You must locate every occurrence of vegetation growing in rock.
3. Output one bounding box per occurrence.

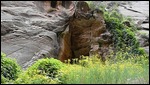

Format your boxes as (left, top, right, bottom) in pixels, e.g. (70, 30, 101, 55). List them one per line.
(98, 5, 146, 56)
(85, 1, 147, 58)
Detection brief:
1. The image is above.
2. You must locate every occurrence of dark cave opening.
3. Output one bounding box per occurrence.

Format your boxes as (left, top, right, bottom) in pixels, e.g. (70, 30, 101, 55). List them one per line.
(51, 1, 57, 8)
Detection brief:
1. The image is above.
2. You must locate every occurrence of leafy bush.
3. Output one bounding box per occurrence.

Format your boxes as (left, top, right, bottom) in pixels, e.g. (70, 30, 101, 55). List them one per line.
(13, 58, 64, 84)
(1, 52, 21, 81)
(26, 58, 64, 80)
(103, 7, 146, 56)
(1, 75, 9, 84)
(14, 72, 58, 84)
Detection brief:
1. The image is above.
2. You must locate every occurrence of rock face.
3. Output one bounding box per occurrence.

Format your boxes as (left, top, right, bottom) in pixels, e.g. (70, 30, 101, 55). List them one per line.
(70, 16, 107, 57)
(58, 25, 72, 62)
(69, 18, 105, 59)
(58, 1, 112, 62)
(1, 1, 72, 68)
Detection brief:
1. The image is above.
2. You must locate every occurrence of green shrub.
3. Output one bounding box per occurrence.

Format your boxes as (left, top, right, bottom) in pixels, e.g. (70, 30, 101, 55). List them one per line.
(1, 75, 9, 84)
(103, 8, 145, 56)
(1, 52, 21, 81)
(137, 47, 147, 55)
(14, 58, 64, 84)
(26, 58, 64, 79)
(14, 72, 58, 84)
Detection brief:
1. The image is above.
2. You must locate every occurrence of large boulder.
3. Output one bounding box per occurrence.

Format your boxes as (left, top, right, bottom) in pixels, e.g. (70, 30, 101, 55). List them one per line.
(1, 1, 72, 69)
(58, 1, 112, 62)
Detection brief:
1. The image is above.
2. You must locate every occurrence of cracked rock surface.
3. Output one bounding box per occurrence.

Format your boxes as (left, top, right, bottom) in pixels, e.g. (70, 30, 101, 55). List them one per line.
(1, 1, 71, 69)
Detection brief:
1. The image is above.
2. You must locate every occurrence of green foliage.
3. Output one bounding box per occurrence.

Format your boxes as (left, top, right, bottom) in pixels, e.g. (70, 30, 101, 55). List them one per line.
(77, 56, 91, 67)
(2, 53, 148, 84)
(86, 1, 145, 56)
(59, 64, 84, 84)
(1, 52, 6, 58)
(1, 75, 9, 84)
(60, 55, 149, 84)
(12, 58, 64, 84)
(14, 72, 58, 84)
(137, 47, 147, 55)
(1, 52, 21, 81)
(26, 58, 64, 80)
(108, 50, 148, 64)
(103, 8, 144, 56)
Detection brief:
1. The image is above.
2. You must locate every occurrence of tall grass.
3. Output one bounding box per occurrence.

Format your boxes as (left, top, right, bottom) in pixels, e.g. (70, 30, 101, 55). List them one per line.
(60, 54, 149, 84)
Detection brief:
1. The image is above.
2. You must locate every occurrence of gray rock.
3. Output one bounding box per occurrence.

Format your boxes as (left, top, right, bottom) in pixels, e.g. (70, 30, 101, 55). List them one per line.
(143, 46, 149, 57)
(136, 32, 149, 47)
(141, 23, 149, 30)
(1, 1, 36, 7)
(117, 1, 149, 34)
(1, 1, 70, 69)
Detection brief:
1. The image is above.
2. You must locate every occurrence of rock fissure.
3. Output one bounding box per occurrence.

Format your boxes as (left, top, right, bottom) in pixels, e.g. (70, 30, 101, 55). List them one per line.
(58, 1, 113, 63)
